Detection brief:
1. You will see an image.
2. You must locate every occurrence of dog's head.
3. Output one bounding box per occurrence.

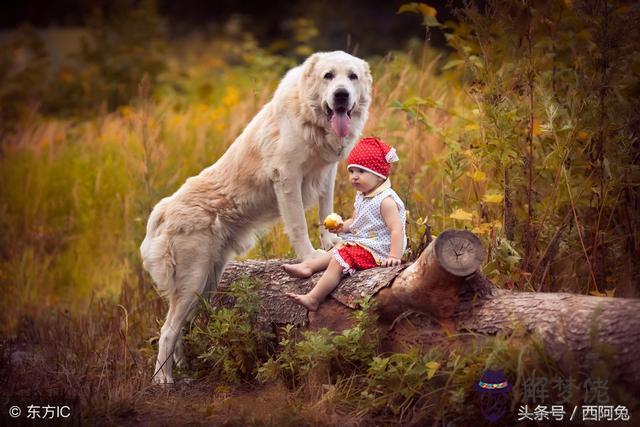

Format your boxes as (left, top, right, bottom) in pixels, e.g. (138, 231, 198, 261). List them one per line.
(302, 51, 372, 138)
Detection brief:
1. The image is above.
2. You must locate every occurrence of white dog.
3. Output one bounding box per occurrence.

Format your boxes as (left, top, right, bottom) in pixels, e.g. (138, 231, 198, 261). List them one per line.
(140, 51, 372, 384)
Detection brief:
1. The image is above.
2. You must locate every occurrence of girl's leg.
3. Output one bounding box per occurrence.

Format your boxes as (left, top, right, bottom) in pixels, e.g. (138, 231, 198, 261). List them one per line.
(285, 258, 344, 311)
(282, 251, 333, 278)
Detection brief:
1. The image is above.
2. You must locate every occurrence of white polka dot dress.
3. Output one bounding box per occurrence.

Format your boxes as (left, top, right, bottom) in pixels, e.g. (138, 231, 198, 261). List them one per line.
(341, 186, 407, 262)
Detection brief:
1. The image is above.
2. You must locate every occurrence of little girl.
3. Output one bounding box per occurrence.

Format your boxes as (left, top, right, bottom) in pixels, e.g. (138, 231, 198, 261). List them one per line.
(283, 137, 407, 311)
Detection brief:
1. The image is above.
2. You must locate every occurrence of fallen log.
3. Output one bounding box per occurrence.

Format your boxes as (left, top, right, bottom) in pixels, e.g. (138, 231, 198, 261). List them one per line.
(216, 230, 640, 393)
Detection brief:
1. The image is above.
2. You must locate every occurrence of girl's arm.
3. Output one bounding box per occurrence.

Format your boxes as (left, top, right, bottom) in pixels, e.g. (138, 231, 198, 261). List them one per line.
(340, 216, 354, 233)
(380, 196, 403, 266)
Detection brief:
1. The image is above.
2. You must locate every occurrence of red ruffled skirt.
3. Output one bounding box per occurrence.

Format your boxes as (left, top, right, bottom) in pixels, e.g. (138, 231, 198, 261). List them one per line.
(332, 243, 377, 275)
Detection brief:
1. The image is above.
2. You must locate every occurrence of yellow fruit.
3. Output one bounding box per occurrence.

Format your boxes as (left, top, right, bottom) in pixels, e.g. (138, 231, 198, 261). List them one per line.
(323, 213, 343, 231)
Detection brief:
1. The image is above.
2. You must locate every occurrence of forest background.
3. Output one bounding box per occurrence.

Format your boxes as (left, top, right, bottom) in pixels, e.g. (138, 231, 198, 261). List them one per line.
(1, 0, 639, 424)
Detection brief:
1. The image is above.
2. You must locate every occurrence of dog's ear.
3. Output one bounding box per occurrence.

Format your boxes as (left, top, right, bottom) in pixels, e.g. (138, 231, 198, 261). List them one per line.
(302, 52, 322, 80)
(301, 52, 324, 102)
(359, 60, 373, 107)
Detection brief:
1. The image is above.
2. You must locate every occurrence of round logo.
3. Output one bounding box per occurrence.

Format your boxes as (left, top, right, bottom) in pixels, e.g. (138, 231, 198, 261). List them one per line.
(9, 406, 21, 418)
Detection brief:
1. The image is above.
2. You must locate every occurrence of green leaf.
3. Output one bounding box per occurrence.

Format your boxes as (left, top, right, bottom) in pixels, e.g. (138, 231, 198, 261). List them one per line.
(397, 3, 438, 17)
(425, 361, 440, 379)
(442, 59, 464, 71)
(423, 15, 442, 28)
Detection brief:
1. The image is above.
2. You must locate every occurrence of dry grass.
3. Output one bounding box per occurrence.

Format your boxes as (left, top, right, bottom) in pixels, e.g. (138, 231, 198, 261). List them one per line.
(0, 47, 457, 424)
(2, 24, 638, 420)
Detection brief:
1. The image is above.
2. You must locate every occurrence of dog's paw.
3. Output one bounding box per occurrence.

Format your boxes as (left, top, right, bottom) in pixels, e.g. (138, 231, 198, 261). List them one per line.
(304, 248, 327, 261)
(321, 232, 341, 250)
(151, 374, 175, 386)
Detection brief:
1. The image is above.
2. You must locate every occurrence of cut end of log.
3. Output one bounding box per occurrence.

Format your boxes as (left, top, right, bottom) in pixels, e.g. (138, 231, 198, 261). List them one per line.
(434, 230, 485, 277)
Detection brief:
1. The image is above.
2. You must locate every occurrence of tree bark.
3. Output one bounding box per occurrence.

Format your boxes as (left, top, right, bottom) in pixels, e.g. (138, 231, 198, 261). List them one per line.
(216, 230, 640, 393)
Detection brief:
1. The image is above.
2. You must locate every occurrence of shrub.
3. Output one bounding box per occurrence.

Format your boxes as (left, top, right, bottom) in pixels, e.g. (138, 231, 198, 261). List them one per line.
(257, 297, 379, 388)
(185, 276, 274, 383)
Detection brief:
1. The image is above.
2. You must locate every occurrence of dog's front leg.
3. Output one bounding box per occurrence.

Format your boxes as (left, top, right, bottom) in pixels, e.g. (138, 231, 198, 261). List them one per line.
(319, 163, 341, 250)
(273, 171, 318, 260)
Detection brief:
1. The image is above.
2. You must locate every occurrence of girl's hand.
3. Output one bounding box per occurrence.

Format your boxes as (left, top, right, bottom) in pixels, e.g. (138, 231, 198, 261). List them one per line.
(381, 256, 402, 267)
(327, 224, 343, 233)
(323, 213, 344, 233)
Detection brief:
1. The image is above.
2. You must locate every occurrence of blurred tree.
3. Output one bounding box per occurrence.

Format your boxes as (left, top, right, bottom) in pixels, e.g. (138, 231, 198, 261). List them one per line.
(75, 0, 168, 111)
(2, 0, 472, 55)
(0, 25, 48, 136)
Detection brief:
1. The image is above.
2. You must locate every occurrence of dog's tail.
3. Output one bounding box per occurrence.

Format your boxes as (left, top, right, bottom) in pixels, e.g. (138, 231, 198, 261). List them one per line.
(140, 197, 175, 297)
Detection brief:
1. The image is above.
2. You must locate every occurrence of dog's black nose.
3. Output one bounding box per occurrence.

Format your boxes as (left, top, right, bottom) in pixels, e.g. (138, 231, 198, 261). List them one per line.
(333, 88, 350, 106)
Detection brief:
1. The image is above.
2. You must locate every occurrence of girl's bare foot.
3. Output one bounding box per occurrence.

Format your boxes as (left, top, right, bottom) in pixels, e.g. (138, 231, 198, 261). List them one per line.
(282, 263, 313, 278)
(285, 292, 320, 311)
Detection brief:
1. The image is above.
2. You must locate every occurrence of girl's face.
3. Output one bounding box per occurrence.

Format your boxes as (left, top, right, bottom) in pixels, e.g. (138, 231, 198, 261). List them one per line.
(348, 167, 384, 195)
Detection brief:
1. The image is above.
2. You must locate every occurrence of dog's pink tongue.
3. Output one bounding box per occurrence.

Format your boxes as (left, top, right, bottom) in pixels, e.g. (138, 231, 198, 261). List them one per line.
(331, 112, 351, 138)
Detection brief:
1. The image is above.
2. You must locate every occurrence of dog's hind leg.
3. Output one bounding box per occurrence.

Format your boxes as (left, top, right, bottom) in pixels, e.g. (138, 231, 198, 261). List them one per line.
(153, 236, 212, 385)
(172, 255, 227, 371)
(154, 292, 202, 384)
(173, 336, 186, 369)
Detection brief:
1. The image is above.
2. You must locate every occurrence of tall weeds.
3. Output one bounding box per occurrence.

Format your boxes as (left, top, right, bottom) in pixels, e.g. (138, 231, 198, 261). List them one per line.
(402, 0, 640, 293)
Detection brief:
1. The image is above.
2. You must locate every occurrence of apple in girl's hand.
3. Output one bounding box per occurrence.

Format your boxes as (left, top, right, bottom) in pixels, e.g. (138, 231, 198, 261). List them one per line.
(323, 213, 343, 232)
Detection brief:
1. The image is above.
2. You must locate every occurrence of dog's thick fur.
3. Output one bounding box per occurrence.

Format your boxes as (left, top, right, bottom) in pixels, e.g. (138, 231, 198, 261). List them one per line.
(140, 51, 372, 384)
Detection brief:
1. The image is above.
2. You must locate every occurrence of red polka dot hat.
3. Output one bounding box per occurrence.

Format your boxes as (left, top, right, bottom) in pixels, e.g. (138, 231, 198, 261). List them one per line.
(347, 137, 399, 179)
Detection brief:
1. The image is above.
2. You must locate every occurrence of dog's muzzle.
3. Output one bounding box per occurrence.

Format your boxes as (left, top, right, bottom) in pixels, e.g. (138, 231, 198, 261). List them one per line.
(325, 89, 355, 120)
(323, 87, 355, 137)
(333, 88, 350, 107)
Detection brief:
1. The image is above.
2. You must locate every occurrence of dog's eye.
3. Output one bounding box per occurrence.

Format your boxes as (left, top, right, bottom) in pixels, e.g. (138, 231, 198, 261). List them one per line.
(349, 73, 358, 80)
(323, 72, 334, 80)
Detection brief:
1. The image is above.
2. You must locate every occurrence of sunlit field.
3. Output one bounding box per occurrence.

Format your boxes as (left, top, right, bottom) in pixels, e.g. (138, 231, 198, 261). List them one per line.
(1, 1, 639, 424)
